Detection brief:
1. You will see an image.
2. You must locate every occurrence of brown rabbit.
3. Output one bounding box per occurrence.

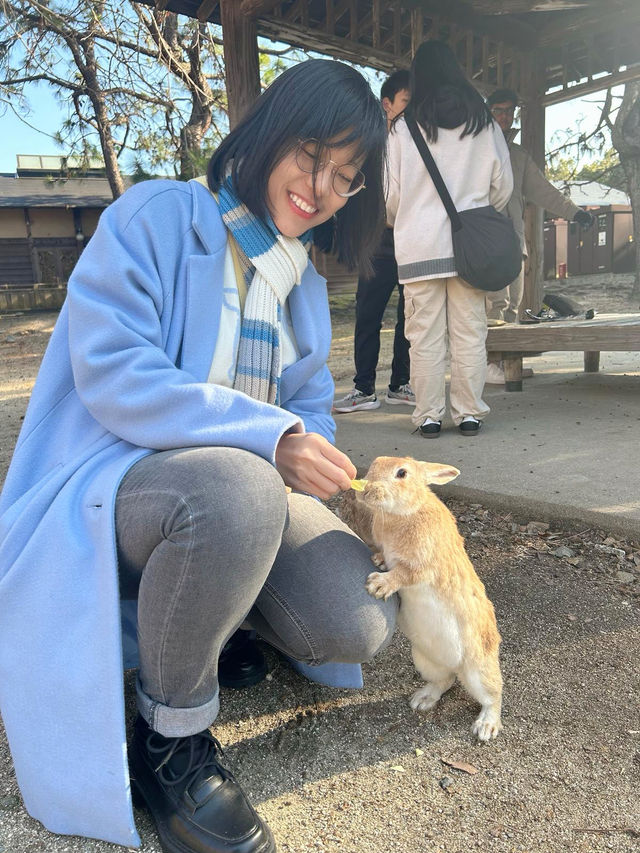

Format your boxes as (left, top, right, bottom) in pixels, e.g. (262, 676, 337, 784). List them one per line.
(344, 456, 503, 740)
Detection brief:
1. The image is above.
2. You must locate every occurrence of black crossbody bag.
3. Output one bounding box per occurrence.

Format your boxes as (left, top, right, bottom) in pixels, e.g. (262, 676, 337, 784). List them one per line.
(404, 111, 521, 292)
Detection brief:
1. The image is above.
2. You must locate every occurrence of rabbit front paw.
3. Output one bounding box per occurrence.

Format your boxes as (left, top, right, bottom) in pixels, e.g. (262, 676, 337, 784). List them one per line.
(365, 571, 397, 600)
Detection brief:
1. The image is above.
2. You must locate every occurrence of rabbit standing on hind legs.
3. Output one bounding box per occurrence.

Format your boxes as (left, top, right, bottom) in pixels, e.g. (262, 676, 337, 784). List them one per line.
(342, 456, 503, 741)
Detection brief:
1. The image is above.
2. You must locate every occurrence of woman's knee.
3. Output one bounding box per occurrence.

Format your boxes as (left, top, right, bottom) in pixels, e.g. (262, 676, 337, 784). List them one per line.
(118, 447, 289, 569)
(323, 595, 398, 663)
(155, 447, 288, 532)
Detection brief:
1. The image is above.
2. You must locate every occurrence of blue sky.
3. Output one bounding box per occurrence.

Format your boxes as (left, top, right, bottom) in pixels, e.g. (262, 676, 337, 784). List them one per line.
(0, 78, 619, 175)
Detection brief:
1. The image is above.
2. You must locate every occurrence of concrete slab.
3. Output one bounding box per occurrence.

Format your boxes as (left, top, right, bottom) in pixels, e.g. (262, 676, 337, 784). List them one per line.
(332, 349, 640, 538)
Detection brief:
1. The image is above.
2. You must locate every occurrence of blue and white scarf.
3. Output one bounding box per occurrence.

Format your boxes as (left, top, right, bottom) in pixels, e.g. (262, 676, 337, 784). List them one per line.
(217, 174, 311, 406)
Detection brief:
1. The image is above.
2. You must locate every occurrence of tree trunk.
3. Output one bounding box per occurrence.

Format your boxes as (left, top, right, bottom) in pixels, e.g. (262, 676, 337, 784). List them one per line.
(611, 81, 640, 302)
(178, 24, 213, 181)
(82, 48, 125, 198)
(63, 29, 126, 199)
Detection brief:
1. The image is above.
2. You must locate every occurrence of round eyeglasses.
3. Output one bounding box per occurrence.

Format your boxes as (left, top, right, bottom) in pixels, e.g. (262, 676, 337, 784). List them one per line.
(295, 139, 366, 198)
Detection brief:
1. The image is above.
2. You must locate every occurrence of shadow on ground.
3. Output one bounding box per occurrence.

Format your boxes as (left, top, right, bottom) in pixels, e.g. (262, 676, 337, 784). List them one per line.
(1, 508, 639, 853)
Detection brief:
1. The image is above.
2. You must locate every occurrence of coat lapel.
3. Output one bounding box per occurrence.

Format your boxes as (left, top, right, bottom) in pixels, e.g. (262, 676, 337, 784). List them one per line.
(180, 250, 226, 380)
(279, 264, 330, 403)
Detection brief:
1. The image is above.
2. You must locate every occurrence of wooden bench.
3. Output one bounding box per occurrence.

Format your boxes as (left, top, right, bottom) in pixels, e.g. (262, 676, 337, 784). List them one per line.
(486, 313, 640, 391)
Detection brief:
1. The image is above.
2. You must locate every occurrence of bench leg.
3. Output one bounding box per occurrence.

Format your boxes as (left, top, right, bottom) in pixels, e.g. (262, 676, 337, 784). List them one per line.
(584, 351, 600, 373)
(503, 356, 523, 392)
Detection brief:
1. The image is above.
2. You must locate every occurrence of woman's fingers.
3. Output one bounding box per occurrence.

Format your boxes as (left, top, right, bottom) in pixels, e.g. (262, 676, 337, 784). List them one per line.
(275, 432, 356, 497)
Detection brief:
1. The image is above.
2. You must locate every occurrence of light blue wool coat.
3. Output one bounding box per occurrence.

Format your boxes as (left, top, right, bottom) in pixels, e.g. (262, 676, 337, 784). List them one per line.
(0, 179, 355, 847)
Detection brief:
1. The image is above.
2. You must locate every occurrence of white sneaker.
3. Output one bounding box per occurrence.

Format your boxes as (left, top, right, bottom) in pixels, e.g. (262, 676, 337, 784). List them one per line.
(332, 388, 381, 413)
(485, 363, 505, 385)
(385, 383, 416, 406)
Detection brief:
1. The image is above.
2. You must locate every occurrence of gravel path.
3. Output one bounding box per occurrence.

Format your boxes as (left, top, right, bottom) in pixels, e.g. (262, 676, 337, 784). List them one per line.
(1, 277, 639, 852)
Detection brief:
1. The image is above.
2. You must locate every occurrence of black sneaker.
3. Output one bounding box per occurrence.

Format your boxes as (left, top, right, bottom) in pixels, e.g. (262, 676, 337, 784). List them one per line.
(419, 419, 441, 438)
(459, 417, 482, 436)
(219, 630, 267, 689)
(129, 715, 276, 853)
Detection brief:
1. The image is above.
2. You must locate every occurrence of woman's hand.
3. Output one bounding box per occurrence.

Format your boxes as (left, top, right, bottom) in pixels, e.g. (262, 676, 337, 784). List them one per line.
(275, 432, 357, 499)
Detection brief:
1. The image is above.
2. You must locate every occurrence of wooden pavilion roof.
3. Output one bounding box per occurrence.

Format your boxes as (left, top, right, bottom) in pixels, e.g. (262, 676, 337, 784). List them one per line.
(142, 0, 640, 104)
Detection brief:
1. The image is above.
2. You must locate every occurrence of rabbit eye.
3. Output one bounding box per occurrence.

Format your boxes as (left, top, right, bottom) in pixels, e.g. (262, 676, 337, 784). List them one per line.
(395, 468, 408, 479)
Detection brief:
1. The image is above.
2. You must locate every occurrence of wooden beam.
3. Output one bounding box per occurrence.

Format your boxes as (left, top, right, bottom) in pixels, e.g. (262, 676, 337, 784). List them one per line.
(257, 16, 408, 71)
(538, 5, 640, 46)
(481, 35, 489, 84)
(411, 6, 423, 57)
(196, 0, 217, 23)
(400, 0, 537, 52)
(326, 0, 335, 35)
(283, 0, 306, 26)
(349, 0, 357, 42)
(520, 57, 546, 316)
(465, 31, 474, 79)
(372, 0, 380, 49)
(240, 0, 282, 17)
(220, 0, 261, 129)
(542, 65, 640, 105)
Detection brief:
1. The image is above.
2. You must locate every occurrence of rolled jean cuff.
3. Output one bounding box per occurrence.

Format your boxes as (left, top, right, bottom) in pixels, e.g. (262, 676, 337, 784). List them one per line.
(136, 676, 220, 738)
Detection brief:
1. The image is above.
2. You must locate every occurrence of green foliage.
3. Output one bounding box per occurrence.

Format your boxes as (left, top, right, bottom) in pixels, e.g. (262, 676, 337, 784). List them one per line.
(546, 148, 626, 191)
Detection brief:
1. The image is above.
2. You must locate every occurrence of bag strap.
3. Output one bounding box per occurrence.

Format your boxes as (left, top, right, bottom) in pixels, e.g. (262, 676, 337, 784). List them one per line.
(404, 111, 462, 233)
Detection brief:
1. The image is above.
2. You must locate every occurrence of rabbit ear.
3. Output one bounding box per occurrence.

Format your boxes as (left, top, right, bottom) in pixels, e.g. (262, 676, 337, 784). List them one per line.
(421, 462, 460, 485)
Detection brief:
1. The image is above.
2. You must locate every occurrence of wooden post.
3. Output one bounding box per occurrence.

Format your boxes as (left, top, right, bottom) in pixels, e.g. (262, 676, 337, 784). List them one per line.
(220, 0, 261, 129)
(23, 207, 40, 284)
(520, 57, 546, 316)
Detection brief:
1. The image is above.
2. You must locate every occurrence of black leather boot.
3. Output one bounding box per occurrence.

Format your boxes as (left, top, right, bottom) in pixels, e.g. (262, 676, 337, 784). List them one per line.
(218, 630, 267, 689)
(129, 715, 276, 853)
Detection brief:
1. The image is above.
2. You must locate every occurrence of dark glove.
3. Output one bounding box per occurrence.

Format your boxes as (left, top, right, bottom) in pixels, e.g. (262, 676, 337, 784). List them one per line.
(573, 209, 593, 231)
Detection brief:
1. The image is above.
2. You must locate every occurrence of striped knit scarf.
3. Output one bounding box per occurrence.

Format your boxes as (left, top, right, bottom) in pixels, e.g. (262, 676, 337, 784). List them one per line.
(217, 173, 311, 405)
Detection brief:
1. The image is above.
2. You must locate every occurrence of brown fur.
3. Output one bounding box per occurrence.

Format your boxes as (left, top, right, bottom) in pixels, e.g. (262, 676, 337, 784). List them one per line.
(343, 456, 503, 740)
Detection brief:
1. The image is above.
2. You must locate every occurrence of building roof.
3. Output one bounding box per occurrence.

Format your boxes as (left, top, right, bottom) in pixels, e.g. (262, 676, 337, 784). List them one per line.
(0, 176, 122, 208)
(551, 180, 630, 208)
(139, 0, 640, 98)
(15, 154, 106, 174)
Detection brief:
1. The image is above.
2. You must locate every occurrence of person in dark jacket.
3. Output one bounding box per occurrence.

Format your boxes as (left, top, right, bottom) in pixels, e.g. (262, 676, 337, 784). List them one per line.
(333, 70, 415, 413)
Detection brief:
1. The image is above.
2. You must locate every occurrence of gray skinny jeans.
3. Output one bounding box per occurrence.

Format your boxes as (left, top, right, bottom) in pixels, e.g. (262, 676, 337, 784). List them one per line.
(115, 447, 397, 737)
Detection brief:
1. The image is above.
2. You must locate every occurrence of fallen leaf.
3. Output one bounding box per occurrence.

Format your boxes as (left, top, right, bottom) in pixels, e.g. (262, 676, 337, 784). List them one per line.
(415, 748, 424, 756)
(440, 758, 479, 775)
(390, 765, 406, 773)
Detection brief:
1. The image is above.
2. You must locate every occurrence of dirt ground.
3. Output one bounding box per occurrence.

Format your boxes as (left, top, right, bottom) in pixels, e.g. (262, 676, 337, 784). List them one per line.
(0, 276, 639, 852)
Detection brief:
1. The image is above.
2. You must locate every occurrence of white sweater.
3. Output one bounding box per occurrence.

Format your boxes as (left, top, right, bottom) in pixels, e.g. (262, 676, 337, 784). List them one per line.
(386, 117, 513, 284)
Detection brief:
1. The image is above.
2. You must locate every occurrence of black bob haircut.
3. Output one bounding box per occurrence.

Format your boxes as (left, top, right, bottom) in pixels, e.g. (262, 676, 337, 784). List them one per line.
(408, 40, 493, 143)
(208, 59, 387, 273)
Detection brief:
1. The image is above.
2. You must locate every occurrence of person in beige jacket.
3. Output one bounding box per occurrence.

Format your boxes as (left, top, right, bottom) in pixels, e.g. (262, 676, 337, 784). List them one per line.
(484, 88, 593, 383)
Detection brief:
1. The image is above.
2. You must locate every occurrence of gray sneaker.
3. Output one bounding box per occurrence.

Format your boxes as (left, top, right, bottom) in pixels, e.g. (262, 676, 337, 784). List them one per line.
(332, 388, 380, 413)
(385, 383, 416, 406)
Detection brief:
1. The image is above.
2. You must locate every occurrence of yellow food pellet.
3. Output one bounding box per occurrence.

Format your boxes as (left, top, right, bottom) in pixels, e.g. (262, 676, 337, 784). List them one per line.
(350, 479, 368, 491)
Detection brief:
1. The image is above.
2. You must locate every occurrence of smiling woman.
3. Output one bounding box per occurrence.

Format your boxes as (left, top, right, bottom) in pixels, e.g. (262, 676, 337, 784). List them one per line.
(0, 58, 394, 853)
(209, 58, 386, 271)
(265, 136, 365, 237)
